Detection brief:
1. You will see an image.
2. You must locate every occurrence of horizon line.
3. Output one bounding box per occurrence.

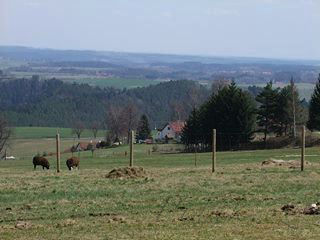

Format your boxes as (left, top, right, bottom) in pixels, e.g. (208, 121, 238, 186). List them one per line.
(1, 44, 320, 64)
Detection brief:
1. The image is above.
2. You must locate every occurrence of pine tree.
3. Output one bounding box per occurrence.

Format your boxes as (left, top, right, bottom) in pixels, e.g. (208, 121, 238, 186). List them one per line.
(256, 81, 279, 142)
(181, 108, 201, 151)
(137, 114, 151, 140)
(274, 86, 291, 136)
(207, 82, 256, 149)
(307, 74, 320, 130)
(183, 81, 256, 150)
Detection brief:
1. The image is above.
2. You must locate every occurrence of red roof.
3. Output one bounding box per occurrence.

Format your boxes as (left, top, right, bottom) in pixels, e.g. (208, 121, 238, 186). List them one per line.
(169, 121, 185, 134)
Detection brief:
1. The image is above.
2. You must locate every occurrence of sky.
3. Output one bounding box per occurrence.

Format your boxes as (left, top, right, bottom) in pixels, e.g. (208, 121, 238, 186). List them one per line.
(0, 0, 319, 60)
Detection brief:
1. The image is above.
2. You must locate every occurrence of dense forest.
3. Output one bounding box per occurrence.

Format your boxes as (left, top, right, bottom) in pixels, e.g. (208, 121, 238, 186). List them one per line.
(0, 78, 210, 128)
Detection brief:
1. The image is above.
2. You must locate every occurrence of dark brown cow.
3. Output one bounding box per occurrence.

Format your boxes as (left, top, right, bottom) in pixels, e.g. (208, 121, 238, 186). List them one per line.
(66, 157, 80, 171)
(33, 156, 50, 170)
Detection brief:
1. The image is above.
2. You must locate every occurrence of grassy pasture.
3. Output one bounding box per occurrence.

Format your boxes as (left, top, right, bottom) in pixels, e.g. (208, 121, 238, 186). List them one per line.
(1, 140, 320, 239)
(12, 127, 105, 139)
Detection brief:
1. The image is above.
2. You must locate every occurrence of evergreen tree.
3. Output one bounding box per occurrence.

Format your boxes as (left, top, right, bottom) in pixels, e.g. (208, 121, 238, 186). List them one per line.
(274, 86, 291, 136)
(136, 114, 151, 140)
(181, 108, 202, 151)
(183, 81, 256, 150)
(307, 74, 320, 130)
(205, 82, 256, 149)
(256, 81, 279, 142)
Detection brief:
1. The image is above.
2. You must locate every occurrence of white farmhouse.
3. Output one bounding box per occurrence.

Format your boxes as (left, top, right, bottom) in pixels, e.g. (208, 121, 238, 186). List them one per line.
(156, 121, 185, 142)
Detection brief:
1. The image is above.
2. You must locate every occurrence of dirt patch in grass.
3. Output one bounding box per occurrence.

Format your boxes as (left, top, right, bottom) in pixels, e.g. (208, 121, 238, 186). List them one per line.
(105, 167, 147, 179)
(210, 209, 246, 218)
(15, 221, 32, 229)
(261, 158, 310, 168)
(281, 203, 320, 215)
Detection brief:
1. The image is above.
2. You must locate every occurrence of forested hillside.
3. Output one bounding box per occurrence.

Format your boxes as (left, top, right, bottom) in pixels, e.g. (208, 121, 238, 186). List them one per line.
(0, 78, 209, 128)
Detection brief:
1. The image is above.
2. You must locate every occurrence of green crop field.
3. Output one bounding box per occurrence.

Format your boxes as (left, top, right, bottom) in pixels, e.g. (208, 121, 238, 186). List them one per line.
(1, 140, 320, 239)
(12, 127, 105, 139)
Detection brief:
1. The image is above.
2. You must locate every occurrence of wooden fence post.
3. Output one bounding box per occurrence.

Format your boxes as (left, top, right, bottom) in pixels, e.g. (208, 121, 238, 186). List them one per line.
(212, 129, 216, 173)
(194, 145, 197, 167)
(130, 130, 134, 167)
(56, 133, 61, 173)
(301, 125, 305, 172)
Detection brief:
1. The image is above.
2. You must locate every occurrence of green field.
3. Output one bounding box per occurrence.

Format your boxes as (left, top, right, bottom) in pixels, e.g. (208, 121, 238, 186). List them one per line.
(1, 140, 320, 239)
(12, 127, 105, 139)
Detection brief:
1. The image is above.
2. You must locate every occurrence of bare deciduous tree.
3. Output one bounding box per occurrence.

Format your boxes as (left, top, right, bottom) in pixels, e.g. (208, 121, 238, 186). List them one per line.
(211, 78, 231, 95)
(171, 102, 186, 121)
(106, 105, 127, 141)
(106, 102, 139, 144)
(72, 121, 85, 139)
(0, 115, 12, 157)
(123, 103, 139, 143)
(90, 121, 100, 139)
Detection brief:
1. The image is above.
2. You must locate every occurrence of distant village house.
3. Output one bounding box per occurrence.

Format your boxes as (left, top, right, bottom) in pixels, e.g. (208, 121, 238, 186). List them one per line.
(156, 121, 185, 142)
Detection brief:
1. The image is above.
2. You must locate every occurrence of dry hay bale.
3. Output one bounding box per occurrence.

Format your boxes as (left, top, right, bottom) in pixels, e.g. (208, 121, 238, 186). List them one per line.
(105, 167, 146, 179)
(262, 158, 310, 168)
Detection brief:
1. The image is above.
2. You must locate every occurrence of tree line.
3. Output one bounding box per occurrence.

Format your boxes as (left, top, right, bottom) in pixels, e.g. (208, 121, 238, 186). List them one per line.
(182, 76, 314, 151)
(0, 78, 209, 128)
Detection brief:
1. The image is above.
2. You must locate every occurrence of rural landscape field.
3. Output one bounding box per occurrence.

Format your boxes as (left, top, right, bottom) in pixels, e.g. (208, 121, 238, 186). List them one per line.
(1, 0, 320, 239)
(2, 135, 320, 240)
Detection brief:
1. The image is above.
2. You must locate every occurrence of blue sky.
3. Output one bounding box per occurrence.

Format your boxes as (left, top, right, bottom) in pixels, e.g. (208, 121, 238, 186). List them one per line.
(0, 0, 319, 59)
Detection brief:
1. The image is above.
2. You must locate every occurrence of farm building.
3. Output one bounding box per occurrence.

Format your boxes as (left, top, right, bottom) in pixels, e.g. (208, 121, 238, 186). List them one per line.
(156, 121, 185, 142)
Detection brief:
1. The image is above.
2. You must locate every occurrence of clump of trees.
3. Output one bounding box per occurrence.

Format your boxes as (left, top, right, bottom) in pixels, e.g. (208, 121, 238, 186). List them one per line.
(0, 114, 12, 157)
(256, 79, 307, 142)
(136, 114, 151, 141)
(182, 79, 308, 151)
(308, 74, 320, 131)
(182, 82, 256, 151)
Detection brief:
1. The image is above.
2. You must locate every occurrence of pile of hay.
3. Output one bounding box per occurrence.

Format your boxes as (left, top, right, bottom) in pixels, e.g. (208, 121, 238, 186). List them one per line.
(262, 158, 310, 168)
(105, 167, 146, 179)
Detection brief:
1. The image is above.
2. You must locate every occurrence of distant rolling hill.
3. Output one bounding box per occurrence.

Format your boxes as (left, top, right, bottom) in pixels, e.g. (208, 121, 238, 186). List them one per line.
(1, 46, 320, 66)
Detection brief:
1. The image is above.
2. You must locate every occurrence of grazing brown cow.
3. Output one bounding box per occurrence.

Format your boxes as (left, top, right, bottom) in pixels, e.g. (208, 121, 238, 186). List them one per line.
(33, 156, 50, 170)
(66, 157, 80, 171)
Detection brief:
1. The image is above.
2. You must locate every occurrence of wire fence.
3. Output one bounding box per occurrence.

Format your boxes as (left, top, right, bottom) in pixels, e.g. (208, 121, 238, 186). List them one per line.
(1, 127, 311, 173)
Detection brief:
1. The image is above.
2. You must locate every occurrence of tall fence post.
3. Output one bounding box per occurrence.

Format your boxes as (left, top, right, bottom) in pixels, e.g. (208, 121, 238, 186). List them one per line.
(301, 125, 305, 172)
(130, 130, 134, 167)
(212, 129, 216, 173)
(194, 145, 197, 167)
(56, 133, 61, 173)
